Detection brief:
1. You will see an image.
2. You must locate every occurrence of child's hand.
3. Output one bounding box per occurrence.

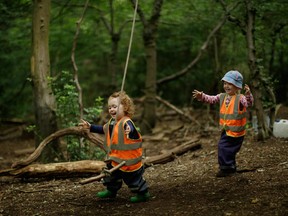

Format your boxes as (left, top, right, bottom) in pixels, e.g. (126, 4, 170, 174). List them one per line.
(192, 90, 203, 101)
(78, 119, 91, 129)
(244, 84, 251, 94)
(124, 123, 131, 139)
(124, 123, 131, 135)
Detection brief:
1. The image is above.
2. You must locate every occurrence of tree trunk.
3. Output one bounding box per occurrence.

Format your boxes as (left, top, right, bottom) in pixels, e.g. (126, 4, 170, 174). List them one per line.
(99, 0, 133, 93)
(142, 36, 157, 134)
(71, 0, 89, 120)
(31, 0, 61, 162)
(107, 0, 119, 92)
(245, 0, 269, 140)
(131, 0, 164, 134)
(108, 33, 120, 92)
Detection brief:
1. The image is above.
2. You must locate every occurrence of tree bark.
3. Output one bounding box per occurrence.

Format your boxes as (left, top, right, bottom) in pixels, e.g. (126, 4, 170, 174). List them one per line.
(142, 36, 158, 134)
(107, 0, 119, 92)
(9, 160, 106, 178)
(131, 0, 164, 134)
(93, 0, 134, 93)
(71, 0, 89, 120)
(31, 0, 61, 162)
(244, 0, 269, 140)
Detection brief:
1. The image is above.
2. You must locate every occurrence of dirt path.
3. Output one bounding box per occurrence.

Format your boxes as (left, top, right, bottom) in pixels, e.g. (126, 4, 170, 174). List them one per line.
(1, 120, 288, 215)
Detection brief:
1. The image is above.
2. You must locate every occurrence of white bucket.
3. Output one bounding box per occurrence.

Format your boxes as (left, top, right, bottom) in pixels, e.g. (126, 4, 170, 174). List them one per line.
(273, 119, 288, 138)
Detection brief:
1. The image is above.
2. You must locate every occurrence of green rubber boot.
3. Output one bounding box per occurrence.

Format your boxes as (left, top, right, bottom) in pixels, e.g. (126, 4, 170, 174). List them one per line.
(130, 192, 150, 203)
(97, 190, 116, 198)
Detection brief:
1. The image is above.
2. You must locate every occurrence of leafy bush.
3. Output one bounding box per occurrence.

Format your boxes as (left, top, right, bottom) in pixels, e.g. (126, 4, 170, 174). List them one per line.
(52, 71, 105, 161)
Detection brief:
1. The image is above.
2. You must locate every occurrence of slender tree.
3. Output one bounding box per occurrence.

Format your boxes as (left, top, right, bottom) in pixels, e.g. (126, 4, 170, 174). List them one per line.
(96, 0, 136, 93)
(71, 0, 90, 120)
(31, 0, 61, 161)
(130, 0, 164, 134)
(244, 0, 269, 139)
(224, 0, 278, 140)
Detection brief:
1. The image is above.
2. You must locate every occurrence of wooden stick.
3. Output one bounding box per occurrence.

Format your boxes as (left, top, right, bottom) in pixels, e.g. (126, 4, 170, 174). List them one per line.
(79, 161, 126, 185)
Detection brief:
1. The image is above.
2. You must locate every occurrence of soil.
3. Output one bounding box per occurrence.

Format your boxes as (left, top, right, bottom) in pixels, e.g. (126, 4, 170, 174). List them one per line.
(1, 107, 288, 216)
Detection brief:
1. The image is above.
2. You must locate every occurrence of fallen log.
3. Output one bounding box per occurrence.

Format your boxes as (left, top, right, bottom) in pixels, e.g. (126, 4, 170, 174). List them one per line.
(1, 127, 201, 180)
(7, 160, 106, 178)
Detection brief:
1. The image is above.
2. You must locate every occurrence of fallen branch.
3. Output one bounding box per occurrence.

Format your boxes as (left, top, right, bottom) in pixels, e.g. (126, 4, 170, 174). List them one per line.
(1, 129, 201, 180)
(11, 126, 104, 168)
(8, 160, 106, 178)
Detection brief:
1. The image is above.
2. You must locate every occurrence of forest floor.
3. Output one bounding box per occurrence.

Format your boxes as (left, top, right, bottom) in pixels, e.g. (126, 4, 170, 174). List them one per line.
(0, 106, 288, 216)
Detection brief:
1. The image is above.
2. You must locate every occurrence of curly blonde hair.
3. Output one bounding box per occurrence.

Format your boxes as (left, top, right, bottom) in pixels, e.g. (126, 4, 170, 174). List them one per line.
(109, 91, 135, 118)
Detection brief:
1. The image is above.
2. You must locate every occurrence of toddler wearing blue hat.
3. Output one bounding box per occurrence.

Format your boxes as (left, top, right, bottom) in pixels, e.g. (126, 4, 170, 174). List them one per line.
(192, 70, 254, 177)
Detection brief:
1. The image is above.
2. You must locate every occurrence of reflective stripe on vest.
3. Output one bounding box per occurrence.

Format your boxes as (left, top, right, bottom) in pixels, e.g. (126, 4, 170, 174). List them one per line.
(219, 93, 247, 137)
(108, 156, 141, 166)
(103, 117, 143, 167)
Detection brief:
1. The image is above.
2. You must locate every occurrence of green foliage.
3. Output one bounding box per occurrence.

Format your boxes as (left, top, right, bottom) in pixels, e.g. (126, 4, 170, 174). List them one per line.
(260, 71, 278, 110)
(84, 96, 104, 122)
(0, 1, 32, 119)
(25, 124, 41, 140)
(52, 71, 79, 127)
(51, 71, 105, 161)
(1, 0, 288, 121)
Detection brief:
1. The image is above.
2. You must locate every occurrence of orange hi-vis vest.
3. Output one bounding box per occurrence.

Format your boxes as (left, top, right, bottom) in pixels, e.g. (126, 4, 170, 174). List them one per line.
(219, 93, 247, 137)
(103, 117, 143, 172)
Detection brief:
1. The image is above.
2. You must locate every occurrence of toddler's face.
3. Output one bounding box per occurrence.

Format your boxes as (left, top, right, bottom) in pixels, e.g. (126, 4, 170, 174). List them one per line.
(108, 97, 125, 120)
(223, 81, 239, 95)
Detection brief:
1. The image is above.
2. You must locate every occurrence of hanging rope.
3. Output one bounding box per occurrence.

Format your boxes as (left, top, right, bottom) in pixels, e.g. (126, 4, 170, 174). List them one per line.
(120, 0, 138, 92)
(115, 0, 138, 123)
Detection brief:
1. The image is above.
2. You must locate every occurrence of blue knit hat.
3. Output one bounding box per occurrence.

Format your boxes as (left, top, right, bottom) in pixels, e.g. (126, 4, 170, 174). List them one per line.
(221, 70, 243, 89)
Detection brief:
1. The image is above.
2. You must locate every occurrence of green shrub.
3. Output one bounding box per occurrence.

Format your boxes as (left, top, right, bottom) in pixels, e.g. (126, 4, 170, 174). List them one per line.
(51, 71, 105, 161)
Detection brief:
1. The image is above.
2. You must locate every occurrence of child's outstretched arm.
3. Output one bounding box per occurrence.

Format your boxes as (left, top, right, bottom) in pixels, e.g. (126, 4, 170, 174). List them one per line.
(79, 119, 105, 134)
(193, 90, 220, 104)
